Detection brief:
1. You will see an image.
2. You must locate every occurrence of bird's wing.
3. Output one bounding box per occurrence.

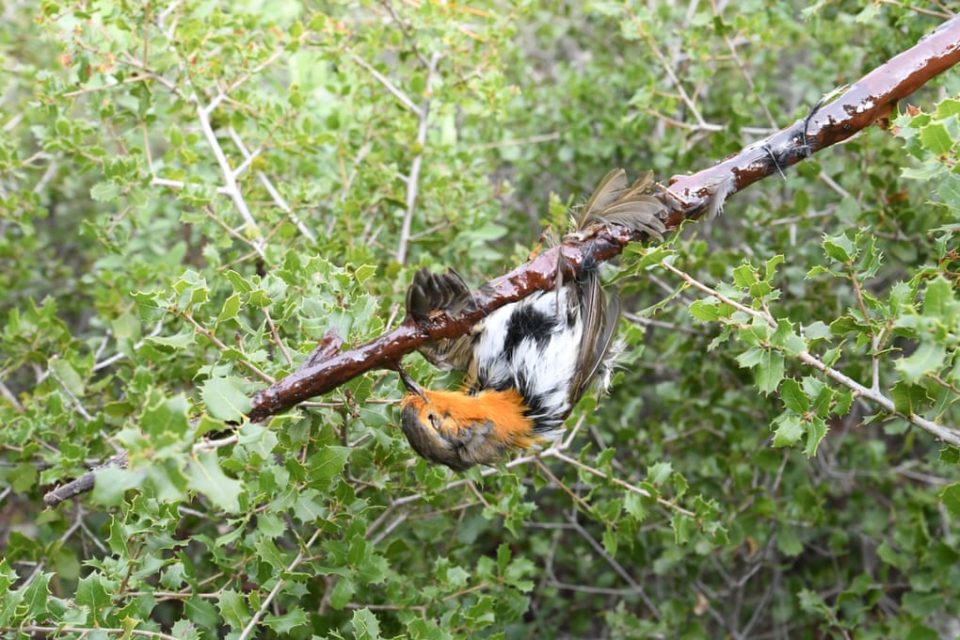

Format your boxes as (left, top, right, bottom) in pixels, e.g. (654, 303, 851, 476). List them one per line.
(405, 268, 477, 371)
(569, 277, 621, 405)
(568, 169, 669, 404)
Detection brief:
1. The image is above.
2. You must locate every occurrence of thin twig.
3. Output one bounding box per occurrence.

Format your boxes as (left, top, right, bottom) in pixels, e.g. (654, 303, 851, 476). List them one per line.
(225, 127, 317, 242)
(660, 260, 960, 446)
(194, 96, 267, 258)
(237, 528, 322, 640)
(351, 54, 421, 115)
(396, 51, 441, 265)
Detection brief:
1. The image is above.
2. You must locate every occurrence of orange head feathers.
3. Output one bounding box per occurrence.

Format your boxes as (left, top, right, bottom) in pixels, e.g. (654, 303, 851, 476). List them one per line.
(399, 388, 539, 471)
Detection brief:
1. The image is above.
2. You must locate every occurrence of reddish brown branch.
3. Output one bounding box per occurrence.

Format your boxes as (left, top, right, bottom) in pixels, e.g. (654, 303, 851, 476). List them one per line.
(44, 16, 960, 506)
(250, 15, 960, 421)
(665, 16, 960, 222)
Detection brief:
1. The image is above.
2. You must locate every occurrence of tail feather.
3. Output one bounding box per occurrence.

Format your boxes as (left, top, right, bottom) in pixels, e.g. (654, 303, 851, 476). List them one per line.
(578, 169, 629, 227)
(578, 169, 667, 240)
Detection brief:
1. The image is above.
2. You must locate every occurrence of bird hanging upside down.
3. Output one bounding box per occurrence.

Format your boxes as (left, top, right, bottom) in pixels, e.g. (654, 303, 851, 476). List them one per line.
(398, 169, 667, 471)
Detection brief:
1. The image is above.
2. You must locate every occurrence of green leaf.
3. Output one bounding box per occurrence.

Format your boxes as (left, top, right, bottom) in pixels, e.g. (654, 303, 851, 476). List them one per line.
(18, 572, 50, 619)
(217, 590, 250, 631)
(201, 377, 252, 422)
(90, 181, 120, 202)
(765, 255, 784, 280)
(307, 445, 351, 489)
(646, 461, 672, 486)
(919, 122, 953, 154)
(623, 492, 647, 522)
(170, 620, 201, 640)
(798, 589, 835, 621)
(330, 576, 355, 610)
(225, 269, 253, 293)
(689, 299, 720, 321)
(902, 592, 944, 618)
(922, 276, 955, 318)
(733, 264, 757, 288)
(804, 418, 829, 458)
(188, 451, 243, 513)
(255, 536, 285, 570)
(755, 351, 785, 394)
(141, 393, 190, 438)
(940, 483, 960, 517)
(772, 321, 806, 356)
(776, 527, 803, 557)
(935, 98, 960, 118)
(91, 466, 145, 507)
(803, 321, 831, 341)
(772, 413, 803, 447)
(736, 347, 764, 369)
(602, 527, 618, 556)
(890, 382, 929, 416)
(352, 608, 382, 640)
(146, 331, 196, 350)
(293, 490, 327, 523)
(264, 608, 308, 634)
(355, 264, 377, 284)
(51, 358, 85, 397)
(779, 378, 809, 413)
(76, 573, 112, 624)
(822, 232, 855, 263)
(217, 293, 242, 324)
(11, 463, 37, 492)
(671, 513, 692, 545)
(895, 343, 946, 383)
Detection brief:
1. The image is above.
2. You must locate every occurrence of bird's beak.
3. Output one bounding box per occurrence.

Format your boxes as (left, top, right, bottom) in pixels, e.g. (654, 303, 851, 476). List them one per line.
(397, 366, 427, 401)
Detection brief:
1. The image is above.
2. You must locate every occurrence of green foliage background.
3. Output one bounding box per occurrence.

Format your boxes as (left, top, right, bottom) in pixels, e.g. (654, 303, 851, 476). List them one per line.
(2, 1, 959, 638)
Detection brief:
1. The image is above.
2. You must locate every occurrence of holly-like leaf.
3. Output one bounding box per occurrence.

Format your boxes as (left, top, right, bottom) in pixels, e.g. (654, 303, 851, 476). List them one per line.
(188, 451, 243, 513)
(308, 445, 351, 489)
(780, 378, 809, 413)
(941, 483, 960, 517)
(756, 350, 785, 394)
(217, 590, 250, 631)
(895, 343, 946, 383)
(201, 377, 252, 422)
(352, 608, 382, 640)
(264, 608, 308, 634)
(772, 413, 803, 447)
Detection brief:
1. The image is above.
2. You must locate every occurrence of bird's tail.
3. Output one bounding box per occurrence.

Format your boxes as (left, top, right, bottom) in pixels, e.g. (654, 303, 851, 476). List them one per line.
(575, 169, 667, 240)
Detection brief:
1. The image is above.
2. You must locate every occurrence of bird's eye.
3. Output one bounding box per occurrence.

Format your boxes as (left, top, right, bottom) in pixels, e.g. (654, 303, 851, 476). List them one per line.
(427, 413, 440, 429)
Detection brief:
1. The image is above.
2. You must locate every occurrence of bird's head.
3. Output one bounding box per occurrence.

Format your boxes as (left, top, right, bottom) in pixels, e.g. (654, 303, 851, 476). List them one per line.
(397, 370, 538, 470)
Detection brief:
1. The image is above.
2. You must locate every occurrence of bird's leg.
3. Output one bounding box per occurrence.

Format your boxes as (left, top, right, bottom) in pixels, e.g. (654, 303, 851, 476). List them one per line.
(554, 245, 565, 315)
(799, 96, 826, 159)
(762, 143, 787, 180)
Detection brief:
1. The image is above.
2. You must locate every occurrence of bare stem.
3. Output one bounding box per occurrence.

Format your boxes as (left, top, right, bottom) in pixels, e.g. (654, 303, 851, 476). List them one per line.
(396, 51, 441, 265)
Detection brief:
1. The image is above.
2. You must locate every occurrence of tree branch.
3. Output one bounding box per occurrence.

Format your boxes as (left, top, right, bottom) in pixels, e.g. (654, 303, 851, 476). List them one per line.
(43, 17, 960, 507)
(249, 15, 960, 422)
